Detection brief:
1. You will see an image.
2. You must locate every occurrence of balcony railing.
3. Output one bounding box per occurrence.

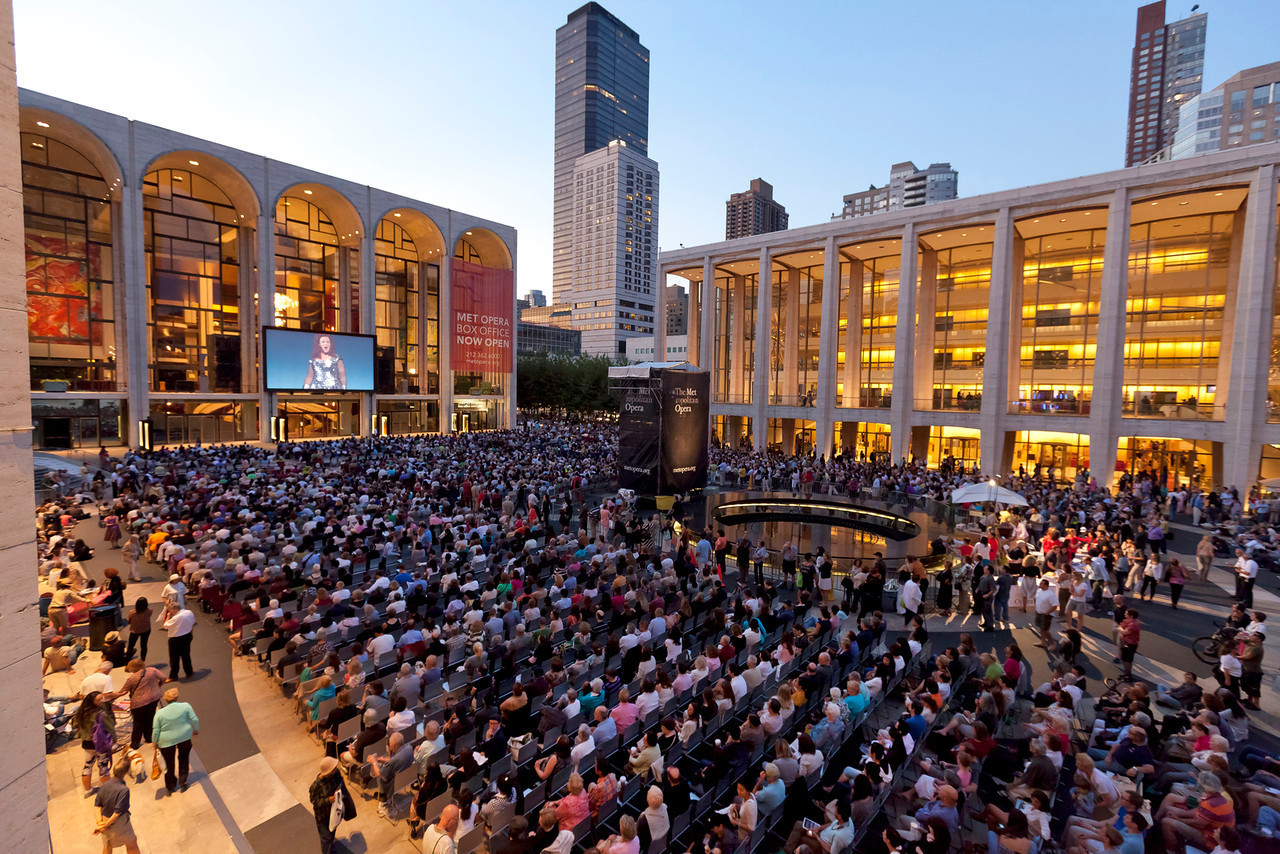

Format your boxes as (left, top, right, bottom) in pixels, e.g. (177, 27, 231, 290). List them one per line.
(1008, 398, 1091, 415)
(918, 395, 983, 412)
(1122, 400, 1224, 420)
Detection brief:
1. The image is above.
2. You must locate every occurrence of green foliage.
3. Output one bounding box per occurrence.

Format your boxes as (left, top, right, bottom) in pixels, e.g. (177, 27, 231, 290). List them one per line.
(516, 352, 619, 415)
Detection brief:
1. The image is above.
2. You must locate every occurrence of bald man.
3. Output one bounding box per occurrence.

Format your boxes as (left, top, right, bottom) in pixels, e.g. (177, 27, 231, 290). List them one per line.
(421, 804, 459, 854)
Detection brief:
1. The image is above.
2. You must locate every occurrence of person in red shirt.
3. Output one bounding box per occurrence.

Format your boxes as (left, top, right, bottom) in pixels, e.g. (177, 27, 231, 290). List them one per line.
(1118, 609, 1141, 681)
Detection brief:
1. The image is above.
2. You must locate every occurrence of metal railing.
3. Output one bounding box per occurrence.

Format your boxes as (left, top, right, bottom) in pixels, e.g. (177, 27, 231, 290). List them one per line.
(1008, 398, 1091, 415)
(1122, 400, 1224, 420)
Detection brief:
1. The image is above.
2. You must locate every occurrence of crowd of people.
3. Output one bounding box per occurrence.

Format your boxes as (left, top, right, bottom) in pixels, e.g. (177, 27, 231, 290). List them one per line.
(33, 429, 1278, 854)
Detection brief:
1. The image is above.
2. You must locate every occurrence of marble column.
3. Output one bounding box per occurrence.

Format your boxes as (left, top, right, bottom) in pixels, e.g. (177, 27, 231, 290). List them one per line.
(1223, 165, 1279, 489)
(119, 176, 148, 446)
(0, 2, 51, 844)
(1088, 188, 1132, 488)
(890, 224, 919, 463)
(752, 247, 772, 451)
(699, 256, 715, 371)
(913, 248, 937, 410)
(979, 207, 1016, 476)
(816, 236, 840, 457)
(440, 225, 454, 433)
(654, 272, 667, 359)
(256, 209, 275, 441)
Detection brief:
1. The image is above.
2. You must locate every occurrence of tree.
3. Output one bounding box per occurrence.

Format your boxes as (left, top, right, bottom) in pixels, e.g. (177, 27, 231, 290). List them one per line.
(516, 352, 619, 416)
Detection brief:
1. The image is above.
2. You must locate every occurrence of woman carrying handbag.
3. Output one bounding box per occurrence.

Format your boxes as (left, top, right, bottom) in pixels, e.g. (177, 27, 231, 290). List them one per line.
(309, 756, 355, 854)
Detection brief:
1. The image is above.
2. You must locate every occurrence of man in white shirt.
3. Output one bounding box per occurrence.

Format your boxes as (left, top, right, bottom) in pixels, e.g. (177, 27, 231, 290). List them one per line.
(329, 582, 351, 604)
(164, 607, 196, 681)
(901, 576, 923, 627)
(367, 627, 396, 661)
(1235, 549, 1259, 608)
(1033, 578, 1058, 647)
(78, 661, 114, 698)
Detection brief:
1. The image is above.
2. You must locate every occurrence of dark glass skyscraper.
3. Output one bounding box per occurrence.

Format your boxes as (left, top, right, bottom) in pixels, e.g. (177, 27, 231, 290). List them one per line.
(553, 2, 650, 304)
(1124, 0, 1206, 166)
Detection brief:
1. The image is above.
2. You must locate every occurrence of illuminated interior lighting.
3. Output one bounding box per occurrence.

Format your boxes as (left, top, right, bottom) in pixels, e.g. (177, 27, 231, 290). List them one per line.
(36, 120, 50, 128)
(394, 212, 401, 217)
(188, 160, 199, 166)
(466, 231, 474, 235)
(304, 189, 313, 195)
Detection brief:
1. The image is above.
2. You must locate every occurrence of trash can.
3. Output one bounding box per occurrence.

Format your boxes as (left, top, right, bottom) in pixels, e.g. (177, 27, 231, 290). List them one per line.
(88, 605, 119, 651)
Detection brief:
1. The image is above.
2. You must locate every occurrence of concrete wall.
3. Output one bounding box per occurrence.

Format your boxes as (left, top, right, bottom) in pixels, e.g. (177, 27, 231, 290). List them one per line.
(0, 1, 49, 848)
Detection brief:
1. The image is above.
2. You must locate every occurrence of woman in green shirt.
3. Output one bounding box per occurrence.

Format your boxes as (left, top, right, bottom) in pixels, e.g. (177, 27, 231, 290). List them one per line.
(152, 687, 199, 793)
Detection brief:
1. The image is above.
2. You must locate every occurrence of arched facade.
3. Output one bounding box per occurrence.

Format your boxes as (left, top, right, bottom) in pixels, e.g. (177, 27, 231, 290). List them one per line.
(19, 91, 517, 448)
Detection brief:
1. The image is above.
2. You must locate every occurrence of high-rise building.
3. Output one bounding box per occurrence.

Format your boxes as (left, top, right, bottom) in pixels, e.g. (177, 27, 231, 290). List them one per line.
(1124, 0, 1206, 167)
(834, 161, 957, 220)
(1170, 62, 1280, 160)
(666, 283, 687, 336)
(553, 3, 650, 306)
(725, 178, 788, 239)
(527, 289, 548, 307)
(570, 140, 658, 356)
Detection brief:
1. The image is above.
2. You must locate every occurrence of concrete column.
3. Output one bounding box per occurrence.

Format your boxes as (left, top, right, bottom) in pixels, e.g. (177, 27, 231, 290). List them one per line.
(0, 2, 50, 843)
(783, 266, 800, 403)
(440, 243, 454, 433)
(337, 245, 352, 333)
(913, 248, 938, 410)
(1223, 165, 1279, 489)
(699, 256, 715, 371)
(119, 150, 149, 446)
(654, 273, 667, 359)
(752, 247, 773, 451)
(1088, 188, 1132, 488)
(1214, 212, 1246, 407)
(687, 279, 700, 367)
(890, 224, 919, 463)
(417, 259, 430, 388)
(729, 276, 746, 401)
(238, 225, 256, 394)
(257, 209, 275, 441)
(816, 236, 840, 457)
(360, 231, 376, 337)
(843, 258, 863, 408)
(1006, 229, 1026, 406)
(980, 207, 1016, 476)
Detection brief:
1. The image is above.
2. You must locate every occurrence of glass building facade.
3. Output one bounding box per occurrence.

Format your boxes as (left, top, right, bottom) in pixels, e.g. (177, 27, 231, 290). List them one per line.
(665, 147, 1280, 491)
(20, 92, 516, 449)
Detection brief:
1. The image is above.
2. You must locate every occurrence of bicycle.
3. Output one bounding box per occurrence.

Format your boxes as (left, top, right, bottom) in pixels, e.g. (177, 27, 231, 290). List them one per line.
(1191, 622, 1238, 665)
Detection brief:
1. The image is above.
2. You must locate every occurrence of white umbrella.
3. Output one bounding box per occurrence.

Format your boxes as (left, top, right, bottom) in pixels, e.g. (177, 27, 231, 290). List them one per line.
(950, 481, 1029, 507)
(1260, 477, 1280, 491)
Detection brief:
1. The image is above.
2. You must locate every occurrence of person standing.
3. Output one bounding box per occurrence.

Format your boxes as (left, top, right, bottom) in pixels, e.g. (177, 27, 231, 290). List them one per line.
(163, 606, 195, 681)
(752, 540, 768, 590)
(1234, 549, 1258, 608)
(901, 574, 923, 628)
(1118, 609, 1141, 682)
(118, 659, 165, 751)
(1195, 535, 1215, 581)
(153, 687, 199, 794)
(978, 565, 997, 632)
(995, 565, 1013, 625)
(309, 756, 355, 854)
(1165, 559, 1188, 609)
(1033, 578, 1058, 648)
(125, 597, 152, 663)
(122, 534, 141, 582)
(72, 691, 116, 796)
(93, 757, 141, 854)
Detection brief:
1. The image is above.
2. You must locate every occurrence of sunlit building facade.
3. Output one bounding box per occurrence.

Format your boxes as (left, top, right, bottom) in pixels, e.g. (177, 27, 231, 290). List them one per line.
(20, 90, 516, 448)
(663, 144, 1280, 490)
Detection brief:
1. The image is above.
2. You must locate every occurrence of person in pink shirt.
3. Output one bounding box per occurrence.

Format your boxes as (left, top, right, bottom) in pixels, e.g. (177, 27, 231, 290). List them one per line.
(611, 688, 639, 730)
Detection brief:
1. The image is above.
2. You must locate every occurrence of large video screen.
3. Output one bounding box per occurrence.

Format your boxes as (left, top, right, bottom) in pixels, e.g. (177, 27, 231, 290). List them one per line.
(262, 327, 375, 392)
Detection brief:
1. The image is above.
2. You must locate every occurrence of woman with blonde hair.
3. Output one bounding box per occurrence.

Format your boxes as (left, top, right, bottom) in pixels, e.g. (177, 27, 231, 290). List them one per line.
(122, 534, 141, 582)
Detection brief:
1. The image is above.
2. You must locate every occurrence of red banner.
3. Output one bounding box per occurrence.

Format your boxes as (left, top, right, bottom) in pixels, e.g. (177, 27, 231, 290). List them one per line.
(450, 259, 514, 373)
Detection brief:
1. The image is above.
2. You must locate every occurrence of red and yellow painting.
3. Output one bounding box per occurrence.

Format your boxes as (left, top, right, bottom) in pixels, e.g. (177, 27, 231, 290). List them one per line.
(26, 232, 94, 341)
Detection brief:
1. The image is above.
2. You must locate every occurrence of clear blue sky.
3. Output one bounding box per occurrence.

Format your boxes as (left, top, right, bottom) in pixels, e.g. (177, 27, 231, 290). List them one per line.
(13, 1, 1280, 297)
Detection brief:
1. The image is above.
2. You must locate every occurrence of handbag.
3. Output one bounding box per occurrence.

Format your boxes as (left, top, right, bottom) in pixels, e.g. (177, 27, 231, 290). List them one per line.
(151, 749, 164, 781)
(329, 783, 345, 831)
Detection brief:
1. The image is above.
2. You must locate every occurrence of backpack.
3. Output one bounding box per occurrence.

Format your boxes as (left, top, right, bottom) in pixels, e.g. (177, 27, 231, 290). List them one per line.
(91, 712, 114, 755)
